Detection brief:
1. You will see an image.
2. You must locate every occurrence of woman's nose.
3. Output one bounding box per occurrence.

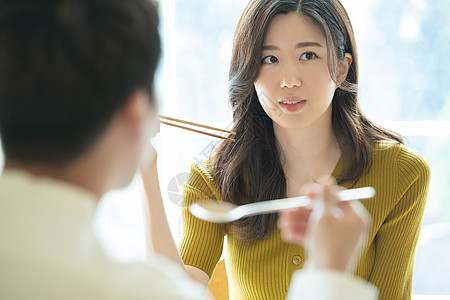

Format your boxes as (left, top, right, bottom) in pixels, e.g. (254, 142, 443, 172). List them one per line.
(280, 64, 301, 88)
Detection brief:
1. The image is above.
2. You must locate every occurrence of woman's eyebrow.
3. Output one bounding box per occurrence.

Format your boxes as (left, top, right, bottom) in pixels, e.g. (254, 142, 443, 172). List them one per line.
(295, 42, 324, 49)
(262, 42, 324, 51)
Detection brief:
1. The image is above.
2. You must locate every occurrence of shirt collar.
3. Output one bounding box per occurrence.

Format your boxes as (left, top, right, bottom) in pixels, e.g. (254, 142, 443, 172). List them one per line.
(0, 169, 98, 222)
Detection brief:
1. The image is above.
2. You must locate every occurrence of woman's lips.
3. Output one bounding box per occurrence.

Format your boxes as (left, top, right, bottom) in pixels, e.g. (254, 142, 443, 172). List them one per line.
(278, 97, 306, 113)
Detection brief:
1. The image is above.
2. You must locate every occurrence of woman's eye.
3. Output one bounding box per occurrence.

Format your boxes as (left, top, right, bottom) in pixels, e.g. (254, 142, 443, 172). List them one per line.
(262, 56, 278, 64)
(300, 52, 317, 60)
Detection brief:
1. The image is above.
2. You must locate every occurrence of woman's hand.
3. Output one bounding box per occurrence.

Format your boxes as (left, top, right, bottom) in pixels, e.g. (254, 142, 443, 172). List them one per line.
(278, 179, 371, 273)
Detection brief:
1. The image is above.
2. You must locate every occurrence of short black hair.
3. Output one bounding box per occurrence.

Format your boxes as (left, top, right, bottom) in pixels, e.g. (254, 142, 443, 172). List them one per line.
(0, 0, 161, 165)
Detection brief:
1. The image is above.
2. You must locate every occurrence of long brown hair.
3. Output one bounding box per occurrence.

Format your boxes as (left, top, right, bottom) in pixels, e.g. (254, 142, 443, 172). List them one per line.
(211, 0, 402, 241)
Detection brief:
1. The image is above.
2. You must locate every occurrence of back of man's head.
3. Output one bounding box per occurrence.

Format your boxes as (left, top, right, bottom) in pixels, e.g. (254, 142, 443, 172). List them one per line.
(0, 0, 161, 166)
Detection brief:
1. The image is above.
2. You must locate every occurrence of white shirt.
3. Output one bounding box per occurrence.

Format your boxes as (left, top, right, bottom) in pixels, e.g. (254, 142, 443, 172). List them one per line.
(288, 269, 379, 300)
(0, 170, 209, 300)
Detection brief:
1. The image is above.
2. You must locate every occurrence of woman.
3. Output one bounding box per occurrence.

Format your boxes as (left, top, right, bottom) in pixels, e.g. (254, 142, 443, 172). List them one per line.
(143, 0, 430, 299)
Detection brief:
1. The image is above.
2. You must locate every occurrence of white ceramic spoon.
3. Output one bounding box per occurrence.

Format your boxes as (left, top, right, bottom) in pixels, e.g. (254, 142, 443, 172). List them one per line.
(189, 186, 375, 223)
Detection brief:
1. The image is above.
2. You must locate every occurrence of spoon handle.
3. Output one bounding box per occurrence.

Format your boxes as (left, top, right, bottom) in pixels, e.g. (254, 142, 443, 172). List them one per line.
(238, 186, 376, 218)
(337, 187, 376, 201)
(238, 196, 311, 217)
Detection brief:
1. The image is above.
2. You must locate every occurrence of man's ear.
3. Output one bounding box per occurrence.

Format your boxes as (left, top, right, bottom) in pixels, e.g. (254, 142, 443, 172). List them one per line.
(120, 90, 152, 138)
(337, 53, 353, 86)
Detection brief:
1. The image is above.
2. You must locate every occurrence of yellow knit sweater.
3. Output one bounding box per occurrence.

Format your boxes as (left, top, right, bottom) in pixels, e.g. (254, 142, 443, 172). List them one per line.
(179, 141, 430, 300)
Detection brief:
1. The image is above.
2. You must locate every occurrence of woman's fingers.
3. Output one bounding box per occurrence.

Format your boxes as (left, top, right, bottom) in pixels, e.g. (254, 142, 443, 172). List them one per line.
(279, 208, 312, 245)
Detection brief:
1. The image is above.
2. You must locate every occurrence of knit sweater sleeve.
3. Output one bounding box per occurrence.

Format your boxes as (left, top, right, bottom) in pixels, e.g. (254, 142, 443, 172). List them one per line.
(367, 145, 431, 299)
(178, 163, 226, 278)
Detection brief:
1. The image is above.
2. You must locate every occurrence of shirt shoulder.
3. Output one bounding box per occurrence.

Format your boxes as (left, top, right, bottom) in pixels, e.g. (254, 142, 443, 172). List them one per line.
(1, 248, 208, 300)
(106, 254, 209, 300)
(372, 140, 431, 186)
(365, 140, 431, 207)
(184, 159, 221, 201)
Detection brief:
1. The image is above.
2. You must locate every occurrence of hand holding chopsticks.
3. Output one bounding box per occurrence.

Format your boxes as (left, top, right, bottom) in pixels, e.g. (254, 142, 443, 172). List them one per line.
(159, 115, 236, 142)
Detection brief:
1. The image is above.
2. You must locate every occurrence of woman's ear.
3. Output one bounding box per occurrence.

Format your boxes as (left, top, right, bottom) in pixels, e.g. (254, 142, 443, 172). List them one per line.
(337, 53, 353, 86)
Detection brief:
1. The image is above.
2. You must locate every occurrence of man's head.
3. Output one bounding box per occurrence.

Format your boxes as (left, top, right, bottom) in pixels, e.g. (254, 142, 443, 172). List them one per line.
(0, 0, 161, 170)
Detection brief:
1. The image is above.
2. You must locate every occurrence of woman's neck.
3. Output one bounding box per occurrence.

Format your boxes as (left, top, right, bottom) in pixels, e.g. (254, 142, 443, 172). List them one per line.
(273, 115, 341, 185)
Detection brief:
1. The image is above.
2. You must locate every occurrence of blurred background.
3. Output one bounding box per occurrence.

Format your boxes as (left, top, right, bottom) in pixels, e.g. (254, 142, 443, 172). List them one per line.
(1, 0, 449, 297)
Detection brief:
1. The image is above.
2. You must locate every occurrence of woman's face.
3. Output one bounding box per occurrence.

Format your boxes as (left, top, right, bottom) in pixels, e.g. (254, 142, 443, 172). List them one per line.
(254, 12, 339, 131)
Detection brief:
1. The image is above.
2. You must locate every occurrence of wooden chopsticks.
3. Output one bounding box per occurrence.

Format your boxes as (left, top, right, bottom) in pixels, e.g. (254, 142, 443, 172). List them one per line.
(159, 115, 236, 142)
